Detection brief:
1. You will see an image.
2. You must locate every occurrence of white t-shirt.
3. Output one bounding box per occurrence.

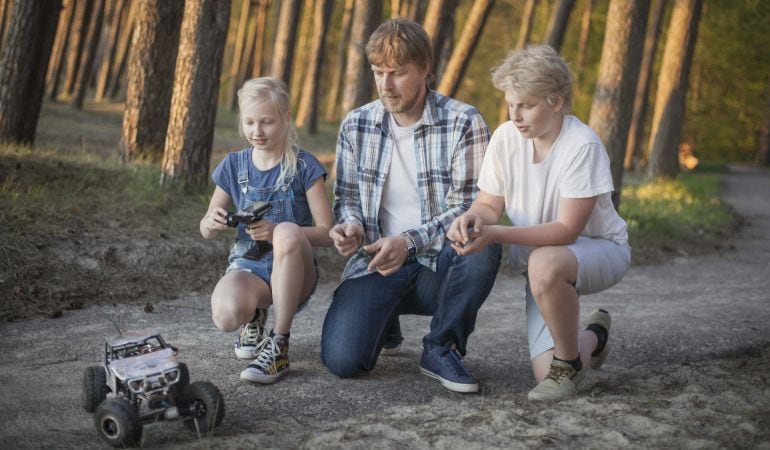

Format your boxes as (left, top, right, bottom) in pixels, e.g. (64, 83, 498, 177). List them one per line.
(478, 115, 628, 272)
(380, 115, 422, 237)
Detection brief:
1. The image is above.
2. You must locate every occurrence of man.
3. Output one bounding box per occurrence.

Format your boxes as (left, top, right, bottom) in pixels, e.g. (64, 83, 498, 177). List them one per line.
(320, 17, 502, 393)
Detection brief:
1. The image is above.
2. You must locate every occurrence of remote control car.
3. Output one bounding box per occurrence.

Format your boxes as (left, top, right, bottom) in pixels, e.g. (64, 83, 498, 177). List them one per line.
(82, 331, 225, 447)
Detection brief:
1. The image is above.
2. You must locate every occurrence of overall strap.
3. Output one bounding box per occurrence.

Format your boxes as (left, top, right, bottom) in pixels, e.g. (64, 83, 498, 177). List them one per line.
(236, 149, 250, 208)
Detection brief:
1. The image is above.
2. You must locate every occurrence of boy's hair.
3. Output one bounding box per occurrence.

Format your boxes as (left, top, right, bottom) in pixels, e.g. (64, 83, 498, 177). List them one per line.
(237, 77, 300, 187)
(491, 45, 573, 113)
(366, 17, 433, 76)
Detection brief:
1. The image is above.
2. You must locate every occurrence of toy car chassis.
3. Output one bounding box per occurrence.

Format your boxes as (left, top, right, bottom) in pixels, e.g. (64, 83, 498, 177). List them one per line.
(82, 331, 225, 447)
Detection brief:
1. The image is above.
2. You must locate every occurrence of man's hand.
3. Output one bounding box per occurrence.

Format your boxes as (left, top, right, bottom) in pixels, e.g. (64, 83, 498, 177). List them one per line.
(329, 223, 364, 257)
(363, 236, 409, 276)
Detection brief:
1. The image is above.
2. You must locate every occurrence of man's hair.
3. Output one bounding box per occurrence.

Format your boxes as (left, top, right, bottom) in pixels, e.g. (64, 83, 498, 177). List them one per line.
(491, 45, 573, 113)
(366, 17, 433, 74)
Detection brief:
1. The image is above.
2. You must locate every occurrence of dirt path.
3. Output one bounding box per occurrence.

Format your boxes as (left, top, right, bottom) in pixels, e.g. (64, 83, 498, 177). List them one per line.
(1, 167, 768, 449)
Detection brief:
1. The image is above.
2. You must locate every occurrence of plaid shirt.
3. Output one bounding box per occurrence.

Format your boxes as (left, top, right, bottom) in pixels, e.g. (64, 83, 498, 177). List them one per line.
(334, 90, 490, 280)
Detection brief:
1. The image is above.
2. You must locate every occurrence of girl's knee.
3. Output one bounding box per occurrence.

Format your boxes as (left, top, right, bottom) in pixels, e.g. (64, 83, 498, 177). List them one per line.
(272, 222, 305, 256)
(211, 295, 244, 332)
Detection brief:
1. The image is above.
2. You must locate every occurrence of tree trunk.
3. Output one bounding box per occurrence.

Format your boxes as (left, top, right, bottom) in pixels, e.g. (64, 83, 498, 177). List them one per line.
(0, 0, 12, 50)
(93, 0, 125, 101)
(270, 0, 301, 86)
(588, 0, 650, 209)
(161, 0, 230, 187)
(225, 0, 252, 111)
(322, 0, 353, 121)
(71, 0, 105, 109)
(249, 0, 271, 78)
(436, 0, 494, 98)
(62, 0, 92, 97)
(500, 0, 538, 124)
(290, 0, 315, 110)
(422, 0, 458, 82)
(106, 0, 137, 99)
(46, 0, 76, 101)
(515, 0, 537, 49)
(624, 0, 666, 171)
(647, 0, 703, 179)
(121, 0, 183, 162)
(575, 0, 593, 81)
(0, 0, 62, 144)
(341, 0, 382, 113)
(545, 0, 575, 53)
(754, 76, 770, 166)
(296, 0, 333, 132)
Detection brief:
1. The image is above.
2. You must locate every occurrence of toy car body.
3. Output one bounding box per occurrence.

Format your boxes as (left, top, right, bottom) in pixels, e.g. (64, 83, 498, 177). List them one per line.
(82, 331, 225, 447)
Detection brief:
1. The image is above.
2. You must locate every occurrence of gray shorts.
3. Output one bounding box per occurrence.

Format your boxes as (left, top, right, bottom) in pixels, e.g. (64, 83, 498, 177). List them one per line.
(520, 237, 631, 359)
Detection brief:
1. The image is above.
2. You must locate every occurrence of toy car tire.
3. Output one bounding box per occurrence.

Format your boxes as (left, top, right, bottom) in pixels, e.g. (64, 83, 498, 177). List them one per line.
(179, 381, 225, 433)
(82, 366, 108, 413)
(94, 397, 142, 448)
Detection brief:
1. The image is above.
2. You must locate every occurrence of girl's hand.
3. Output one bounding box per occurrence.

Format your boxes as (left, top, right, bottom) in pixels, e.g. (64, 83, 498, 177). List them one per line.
(245, 219, 276, 241)
(202, 207, 229, 232)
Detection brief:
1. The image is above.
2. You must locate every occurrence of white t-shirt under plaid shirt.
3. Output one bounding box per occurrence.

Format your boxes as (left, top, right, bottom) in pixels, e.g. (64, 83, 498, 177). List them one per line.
(333, 90, 490, 281)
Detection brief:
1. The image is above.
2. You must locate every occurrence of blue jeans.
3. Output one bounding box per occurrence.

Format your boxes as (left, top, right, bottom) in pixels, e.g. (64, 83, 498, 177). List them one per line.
(321, 242, 502, 378)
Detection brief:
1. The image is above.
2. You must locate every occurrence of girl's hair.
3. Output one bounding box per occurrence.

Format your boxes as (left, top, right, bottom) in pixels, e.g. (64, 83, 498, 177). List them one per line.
(491, 45, 573, 113)
(237, 77, 300, 187)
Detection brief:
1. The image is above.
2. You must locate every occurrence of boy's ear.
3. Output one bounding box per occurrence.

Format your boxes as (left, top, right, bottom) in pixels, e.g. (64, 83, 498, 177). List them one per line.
(552, 95, 565, 112)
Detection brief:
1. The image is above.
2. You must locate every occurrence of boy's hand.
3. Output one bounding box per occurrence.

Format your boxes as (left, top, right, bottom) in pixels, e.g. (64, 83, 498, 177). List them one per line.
(447, 212, 481, 249)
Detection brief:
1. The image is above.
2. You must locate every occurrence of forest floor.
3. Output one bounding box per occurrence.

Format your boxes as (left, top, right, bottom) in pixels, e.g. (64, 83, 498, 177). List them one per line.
(0, 102, 768, 448)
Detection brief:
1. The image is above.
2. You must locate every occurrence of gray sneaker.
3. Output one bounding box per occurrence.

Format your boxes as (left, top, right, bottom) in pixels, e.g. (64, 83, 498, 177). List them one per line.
(234, 309, 267, 359)
(586, 309, 611, 369)
(527, 359, 586, 401)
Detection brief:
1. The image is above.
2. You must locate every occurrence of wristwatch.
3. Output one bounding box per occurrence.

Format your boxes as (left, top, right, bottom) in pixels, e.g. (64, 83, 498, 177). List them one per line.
(402, 234, 417, 257)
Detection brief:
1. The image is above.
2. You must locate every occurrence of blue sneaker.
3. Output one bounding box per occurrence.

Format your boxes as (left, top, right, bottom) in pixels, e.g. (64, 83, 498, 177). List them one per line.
(420, 343, 479, 393)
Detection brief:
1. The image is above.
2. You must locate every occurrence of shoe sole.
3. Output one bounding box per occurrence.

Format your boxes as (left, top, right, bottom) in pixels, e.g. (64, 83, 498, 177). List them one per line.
(380, 343, 401, 356)
(420, 367, 478, 393)
(240, 369, 286, 384)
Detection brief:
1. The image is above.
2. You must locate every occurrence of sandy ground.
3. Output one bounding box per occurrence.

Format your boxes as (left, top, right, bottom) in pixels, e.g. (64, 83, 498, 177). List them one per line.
(0, 166, 768, 449)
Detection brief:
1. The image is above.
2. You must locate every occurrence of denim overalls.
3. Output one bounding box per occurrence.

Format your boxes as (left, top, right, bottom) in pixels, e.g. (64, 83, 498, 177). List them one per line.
(226, 149, 296, 283)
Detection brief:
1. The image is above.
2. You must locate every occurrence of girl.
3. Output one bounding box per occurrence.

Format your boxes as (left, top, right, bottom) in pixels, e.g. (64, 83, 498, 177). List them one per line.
(200, 77, 332, 384)
(447, 45, 630, 401)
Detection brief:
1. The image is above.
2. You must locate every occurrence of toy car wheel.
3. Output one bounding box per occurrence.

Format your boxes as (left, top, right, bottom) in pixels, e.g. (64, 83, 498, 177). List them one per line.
(82, 366, 107, 413)
(176, 362, 190, 388)
(94, 397, 142, 448)
(179, 381, 225, 434)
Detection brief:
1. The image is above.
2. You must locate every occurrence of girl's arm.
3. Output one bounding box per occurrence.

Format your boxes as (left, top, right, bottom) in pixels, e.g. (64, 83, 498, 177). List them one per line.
(200, 186, 232, 240)
(302, 177, 334, 247)
(487, 195, 597, 247)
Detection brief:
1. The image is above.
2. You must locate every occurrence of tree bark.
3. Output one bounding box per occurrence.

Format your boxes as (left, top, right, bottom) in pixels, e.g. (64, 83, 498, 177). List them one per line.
(225, 0, 252, 111)
(46, 0, 76, 101)
(647, 0, 703, 179)
(624, 0, 666, 170)
(94, 0, 124, 101)
(755, 76, 770, 166)
(0, 0, 12, 50)
(436, 0, 494, 98)
(500, 0, 538, 124)
(323, 0, 353, 121)
(71, 0, 105, 109)
(588, 0, 650, 209)
(545, 0, 575, 53)
(121, 0, 183, 162)
(422, 0, 458, 82)
(296, 0, 333, 132)
(290, 0, 315, 110)
(0, 0, 62, 144)
(515, 0, 537, 50)
(249, 0, 271, 78)
(341, 0, 382, 113)
(106, 0, 136, 99)
(575, 0, 593, 81)
(62, 0, 93, 97)
(161, 0, 230, 187)
(270, 0, 301, 86)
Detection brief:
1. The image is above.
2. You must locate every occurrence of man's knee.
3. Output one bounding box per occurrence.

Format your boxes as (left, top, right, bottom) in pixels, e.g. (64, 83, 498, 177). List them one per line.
(321, 340, 370, 378)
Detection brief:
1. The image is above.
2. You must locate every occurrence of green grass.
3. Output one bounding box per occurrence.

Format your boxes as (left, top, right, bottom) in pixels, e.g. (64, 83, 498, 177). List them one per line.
(620, 172, 736, 253)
